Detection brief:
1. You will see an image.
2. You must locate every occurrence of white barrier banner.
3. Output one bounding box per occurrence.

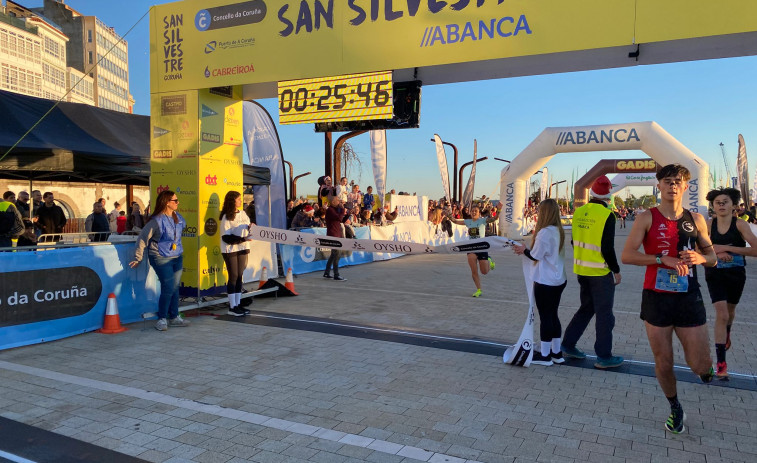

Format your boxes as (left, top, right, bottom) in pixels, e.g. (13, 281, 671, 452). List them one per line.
(388, 194, 428, 223)
(248, 225, 515, 255)
(502, 257, 536, 367)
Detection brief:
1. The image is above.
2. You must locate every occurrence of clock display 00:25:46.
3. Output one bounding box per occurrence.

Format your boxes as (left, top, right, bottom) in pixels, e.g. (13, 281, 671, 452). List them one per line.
(279, 80, 391, 113)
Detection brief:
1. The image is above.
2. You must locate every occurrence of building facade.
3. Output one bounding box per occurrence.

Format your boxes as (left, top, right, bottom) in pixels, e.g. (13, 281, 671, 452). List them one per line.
(37, 0, 131, 113)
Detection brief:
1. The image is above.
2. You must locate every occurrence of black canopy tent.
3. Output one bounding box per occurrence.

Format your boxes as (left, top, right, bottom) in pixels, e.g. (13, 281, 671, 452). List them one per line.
(0, 89, 270, 186)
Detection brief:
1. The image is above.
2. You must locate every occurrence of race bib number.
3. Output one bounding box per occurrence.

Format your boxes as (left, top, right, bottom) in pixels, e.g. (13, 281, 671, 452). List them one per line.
(717, 253, 745, 268)
(655, 268, 688, 292)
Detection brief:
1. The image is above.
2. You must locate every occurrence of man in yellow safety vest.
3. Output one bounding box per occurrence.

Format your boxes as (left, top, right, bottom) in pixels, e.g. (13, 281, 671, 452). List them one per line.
(561, 176, 624, 369)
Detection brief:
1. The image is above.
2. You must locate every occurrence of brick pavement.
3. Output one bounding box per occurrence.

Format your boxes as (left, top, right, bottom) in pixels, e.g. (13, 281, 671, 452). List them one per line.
(0, 224, 755, 462)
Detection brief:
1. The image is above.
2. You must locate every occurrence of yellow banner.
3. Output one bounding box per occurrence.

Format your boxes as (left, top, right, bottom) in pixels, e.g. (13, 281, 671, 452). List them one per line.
(197, 88, 244, 294)
(150, 90, 200, 296)
(150, 0, 637, 93)
(150, 88, 244, 297)
(635, 0, 757, 43)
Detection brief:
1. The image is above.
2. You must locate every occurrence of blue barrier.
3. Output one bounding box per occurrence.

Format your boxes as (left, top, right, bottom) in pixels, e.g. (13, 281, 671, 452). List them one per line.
(0, 244, 158, 350)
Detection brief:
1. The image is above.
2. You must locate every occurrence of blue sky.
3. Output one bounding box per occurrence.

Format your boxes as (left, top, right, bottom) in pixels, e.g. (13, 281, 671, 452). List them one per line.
(20, 0, 757, 200)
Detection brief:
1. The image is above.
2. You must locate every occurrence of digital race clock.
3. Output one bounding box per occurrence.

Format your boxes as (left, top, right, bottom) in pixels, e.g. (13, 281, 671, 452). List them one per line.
(277, 71, 393, 125)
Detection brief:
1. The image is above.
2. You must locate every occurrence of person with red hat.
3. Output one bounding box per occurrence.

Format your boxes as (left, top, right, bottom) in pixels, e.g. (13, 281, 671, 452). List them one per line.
(561, 175, 624, 369)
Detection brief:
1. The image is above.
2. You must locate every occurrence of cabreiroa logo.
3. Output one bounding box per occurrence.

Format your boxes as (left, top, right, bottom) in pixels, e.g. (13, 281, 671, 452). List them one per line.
(161, 95, 186, 115)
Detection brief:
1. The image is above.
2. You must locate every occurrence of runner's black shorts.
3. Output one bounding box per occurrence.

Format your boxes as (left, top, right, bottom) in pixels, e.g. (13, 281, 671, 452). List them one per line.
(640, 288, 707, 327)
(705, 267, 746, 304)
(468, 252, 489, 261)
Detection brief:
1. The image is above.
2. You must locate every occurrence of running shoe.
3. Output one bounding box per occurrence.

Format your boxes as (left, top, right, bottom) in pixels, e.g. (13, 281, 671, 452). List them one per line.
(323, 273, 332, 279)
(594, 356, 624, 369)
(531, 351, 553, 366)
(715, 362, 728, 379)
(168, 316, 190, 327)
(664, 409, 686, 434)
(700, 366, 715, 384)
(472, 289, 482, 298)
(550, 352, 565, 364)
(725, 332, 731, 351)
(561, 345, 587, 359)
(228, 307, 247, 317)
(488, 258, 495, 270)
(334, 276, 347, 281)
(155, 318, 168, 331)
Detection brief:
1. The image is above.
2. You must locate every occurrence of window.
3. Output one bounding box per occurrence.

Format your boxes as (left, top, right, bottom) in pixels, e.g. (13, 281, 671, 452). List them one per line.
(8, 33, 17, 57)
(88, 51, 93, 64)
(88, 30, 92, 43)
(0, 30, 8, 54)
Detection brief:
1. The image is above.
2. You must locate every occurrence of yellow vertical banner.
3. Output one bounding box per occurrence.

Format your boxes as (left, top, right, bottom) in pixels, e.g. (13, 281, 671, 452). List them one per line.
(197, 88, 244, 295)
(150, 90, 200, 296)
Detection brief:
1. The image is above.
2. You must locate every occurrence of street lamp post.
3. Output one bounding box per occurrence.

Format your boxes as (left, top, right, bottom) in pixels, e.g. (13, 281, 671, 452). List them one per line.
(429, 138, 458, 203)
(292, 172, 312, 200)
(283, 160, 294, 201)
(458, 157, 488, 204)
(334, 130, 367, 181)
(549, 180, 566, 198)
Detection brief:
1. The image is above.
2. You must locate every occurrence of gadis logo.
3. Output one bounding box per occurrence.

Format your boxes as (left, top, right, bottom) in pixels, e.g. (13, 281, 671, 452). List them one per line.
(157, 185, 170, 194)
(205, 175, 218, 185)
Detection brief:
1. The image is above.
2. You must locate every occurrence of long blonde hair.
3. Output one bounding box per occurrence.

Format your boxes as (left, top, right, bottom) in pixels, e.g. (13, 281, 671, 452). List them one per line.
(531, 199, 564, 251)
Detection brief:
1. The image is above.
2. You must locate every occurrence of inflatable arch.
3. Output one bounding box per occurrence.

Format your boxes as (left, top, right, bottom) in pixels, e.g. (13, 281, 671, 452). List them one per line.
(609, 173, 659, 196)
(498, 122, 709, 238)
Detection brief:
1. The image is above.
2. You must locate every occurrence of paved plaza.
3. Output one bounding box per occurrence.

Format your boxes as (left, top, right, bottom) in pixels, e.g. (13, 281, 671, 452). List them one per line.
(0, 226, 756, 463)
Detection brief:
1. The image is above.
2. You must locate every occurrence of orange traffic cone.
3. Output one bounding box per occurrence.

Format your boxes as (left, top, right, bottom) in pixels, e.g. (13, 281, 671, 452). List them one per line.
(285, 268, 298, 295)
(99, 293, 127, 334)
(258, 267, 269, 289)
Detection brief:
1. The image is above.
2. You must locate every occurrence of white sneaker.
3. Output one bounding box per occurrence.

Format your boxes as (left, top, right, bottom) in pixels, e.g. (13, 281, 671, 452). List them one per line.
(155, 318, 168, 331)
(168, 316, 190, 327)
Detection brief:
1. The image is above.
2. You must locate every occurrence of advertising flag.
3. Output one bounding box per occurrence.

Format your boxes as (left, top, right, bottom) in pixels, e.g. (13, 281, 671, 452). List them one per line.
(243, 101, 287, 229)
(433, 134, 451, 202)
(370, 130, 387, 207)
(737, 134, 749, 206)
(462, 139, 478, 206)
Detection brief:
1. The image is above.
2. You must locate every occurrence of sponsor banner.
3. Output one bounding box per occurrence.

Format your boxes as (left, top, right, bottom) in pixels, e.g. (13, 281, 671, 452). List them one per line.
(737, 134, 749, 207)
(151, 90, 201, 293)
(502, 257, 536, 367)
(462, 139, 478, 206)
(608, 173, 657, 195)
(244, 101, 288, 229)
(198, 89, 244, 295)
(387, 194, 428, 223)
(150, 0, 641, 92)
(0, 244, 159, 350)
(433, 134, 451, 202)
(370, 130, 387, 206)
(250, 224, 515, 257)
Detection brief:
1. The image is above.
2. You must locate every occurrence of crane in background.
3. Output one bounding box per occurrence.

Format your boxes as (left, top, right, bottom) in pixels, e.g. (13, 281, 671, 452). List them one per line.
(719, 142, 735, 188)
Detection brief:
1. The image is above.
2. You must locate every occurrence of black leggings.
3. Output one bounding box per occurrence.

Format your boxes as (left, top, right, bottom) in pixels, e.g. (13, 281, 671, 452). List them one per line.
(222, 251, 248, 293)
(534, 281, 567, 341)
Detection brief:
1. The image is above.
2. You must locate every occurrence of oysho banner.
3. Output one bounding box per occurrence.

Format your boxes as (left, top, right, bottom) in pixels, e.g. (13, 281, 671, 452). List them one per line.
(388, 194, 428, 223)
(249, 224, 515, 255)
